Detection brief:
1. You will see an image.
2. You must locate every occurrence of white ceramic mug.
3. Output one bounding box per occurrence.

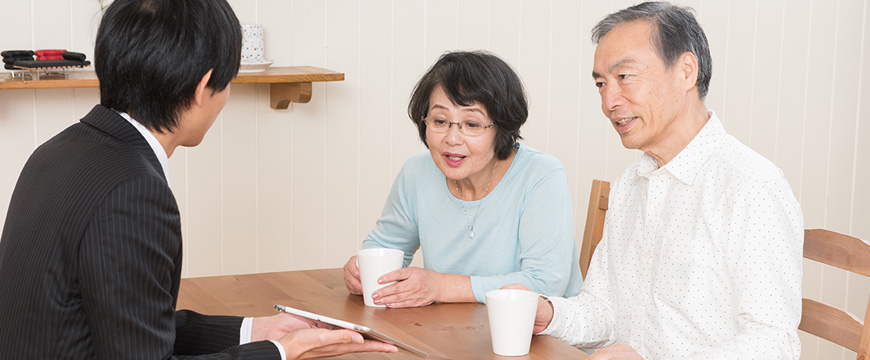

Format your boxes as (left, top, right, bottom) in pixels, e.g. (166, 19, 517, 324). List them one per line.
(485, 289, 539, 356)
(240, 24, 266, 64)
(356, 248, 404, 307)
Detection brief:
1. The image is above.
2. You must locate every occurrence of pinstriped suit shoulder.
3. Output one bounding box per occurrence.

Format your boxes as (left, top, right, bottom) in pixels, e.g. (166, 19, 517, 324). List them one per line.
(0, 105, 278, 359)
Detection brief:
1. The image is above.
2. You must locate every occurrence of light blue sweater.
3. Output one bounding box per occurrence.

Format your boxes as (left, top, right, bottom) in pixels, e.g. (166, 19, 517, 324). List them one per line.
(362, 143, 583, 303)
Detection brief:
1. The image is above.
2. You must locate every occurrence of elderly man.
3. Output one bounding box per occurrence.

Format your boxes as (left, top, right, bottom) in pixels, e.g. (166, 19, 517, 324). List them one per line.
(523, 2, 804, 359)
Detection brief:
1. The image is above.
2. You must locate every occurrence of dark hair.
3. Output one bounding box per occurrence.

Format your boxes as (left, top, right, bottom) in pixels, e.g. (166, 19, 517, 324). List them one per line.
(592, 1, 712, 99)
(408, 51, 527, 160)
(95, 0, 242, 133)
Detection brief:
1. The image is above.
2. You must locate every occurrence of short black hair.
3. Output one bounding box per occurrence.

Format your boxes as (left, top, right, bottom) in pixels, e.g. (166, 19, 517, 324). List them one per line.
(95, 0, 242, 133)
(408, 51, 527, 160)
(592, 1, 712, 99)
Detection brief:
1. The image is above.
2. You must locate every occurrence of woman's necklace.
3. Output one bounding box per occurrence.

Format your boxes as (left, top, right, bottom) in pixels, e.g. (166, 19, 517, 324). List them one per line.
(454, 160, 498, 239)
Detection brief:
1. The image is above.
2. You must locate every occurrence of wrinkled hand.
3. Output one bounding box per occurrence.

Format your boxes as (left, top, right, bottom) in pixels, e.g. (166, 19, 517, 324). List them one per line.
(278, 328, 398, 360)
(372, 267, 442, 308)
(501, 284, 552, 333)
(587, 344, 644, 360)
(251, 313, 318, 341)
(343, 256, 363, 295)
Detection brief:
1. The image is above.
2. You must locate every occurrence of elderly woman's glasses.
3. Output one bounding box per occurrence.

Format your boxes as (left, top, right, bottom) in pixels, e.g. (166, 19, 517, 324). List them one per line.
(424, 118, 495, 136)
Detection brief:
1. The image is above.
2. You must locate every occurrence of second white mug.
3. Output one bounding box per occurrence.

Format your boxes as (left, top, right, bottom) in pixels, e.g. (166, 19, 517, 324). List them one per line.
(485, 289, 538, 356)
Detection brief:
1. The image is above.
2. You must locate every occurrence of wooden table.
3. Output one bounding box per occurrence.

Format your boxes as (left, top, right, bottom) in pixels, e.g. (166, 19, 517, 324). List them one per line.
(177, 268, 587, 360)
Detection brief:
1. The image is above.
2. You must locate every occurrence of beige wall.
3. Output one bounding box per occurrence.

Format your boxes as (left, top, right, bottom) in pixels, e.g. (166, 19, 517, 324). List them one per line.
(1, 0, 868, 358)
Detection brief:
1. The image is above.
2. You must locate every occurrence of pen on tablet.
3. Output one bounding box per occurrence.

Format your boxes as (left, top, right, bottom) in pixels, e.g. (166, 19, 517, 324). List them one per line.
(274, 304, 357, 329)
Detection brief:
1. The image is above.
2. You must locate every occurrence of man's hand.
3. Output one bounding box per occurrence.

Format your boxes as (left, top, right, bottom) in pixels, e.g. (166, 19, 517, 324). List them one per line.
(343, 256, 363, 295)
(371, 267, 444, 308)
(587, 344, 643, 360)
(278, 328, 398, 360)
(251, 313, 318, 341)
(500, 284, 553, 333)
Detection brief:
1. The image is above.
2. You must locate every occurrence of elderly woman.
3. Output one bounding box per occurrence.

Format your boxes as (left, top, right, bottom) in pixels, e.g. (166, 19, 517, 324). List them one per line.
(343, 51, 582, 308)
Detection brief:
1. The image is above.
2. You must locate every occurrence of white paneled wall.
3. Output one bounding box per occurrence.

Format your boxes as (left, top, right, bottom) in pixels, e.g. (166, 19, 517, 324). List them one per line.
(1, 1, 869, 359)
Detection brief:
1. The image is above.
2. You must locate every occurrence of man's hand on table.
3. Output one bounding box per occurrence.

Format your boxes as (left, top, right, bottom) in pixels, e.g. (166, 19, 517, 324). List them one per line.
(498, 285, 643, 359)
(500, 284, 554, 334)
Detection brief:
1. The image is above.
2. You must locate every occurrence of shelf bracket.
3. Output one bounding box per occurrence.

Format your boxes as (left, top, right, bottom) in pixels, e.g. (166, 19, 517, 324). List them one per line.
(270, 82, 312, 109)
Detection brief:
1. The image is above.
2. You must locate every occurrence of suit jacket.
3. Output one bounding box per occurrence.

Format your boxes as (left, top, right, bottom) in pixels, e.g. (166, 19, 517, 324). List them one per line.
(0, 105, 278, 359)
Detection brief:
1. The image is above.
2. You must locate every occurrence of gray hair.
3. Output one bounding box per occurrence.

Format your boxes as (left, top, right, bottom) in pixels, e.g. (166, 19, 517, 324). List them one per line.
(592, 1, 712, 99)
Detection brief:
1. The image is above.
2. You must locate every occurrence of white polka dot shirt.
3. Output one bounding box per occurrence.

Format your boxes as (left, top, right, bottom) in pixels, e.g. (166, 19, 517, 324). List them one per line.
(541, 112, 804, 359)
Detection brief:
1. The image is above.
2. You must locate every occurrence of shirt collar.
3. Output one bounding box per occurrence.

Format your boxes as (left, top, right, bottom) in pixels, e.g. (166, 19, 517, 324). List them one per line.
(117, 111, 170, 185)
(636, 111, 726, 185)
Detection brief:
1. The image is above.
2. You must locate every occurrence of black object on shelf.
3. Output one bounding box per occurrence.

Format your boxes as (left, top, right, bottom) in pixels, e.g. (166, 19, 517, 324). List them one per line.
(13, 60, 91, 69)
(3, 49, 90, 79)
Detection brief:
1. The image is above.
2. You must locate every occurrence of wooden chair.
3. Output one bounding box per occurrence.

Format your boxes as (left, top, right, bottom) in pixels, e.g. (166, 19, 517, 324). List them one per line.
(579, 179, 610, 280)
(800, 229, 870, 359)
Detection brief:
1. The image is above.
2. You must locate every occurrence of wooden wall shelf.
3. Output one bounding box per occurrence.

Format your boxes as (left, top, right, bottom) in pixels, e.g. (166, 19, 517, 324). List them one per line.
(0, 66, 344, 110)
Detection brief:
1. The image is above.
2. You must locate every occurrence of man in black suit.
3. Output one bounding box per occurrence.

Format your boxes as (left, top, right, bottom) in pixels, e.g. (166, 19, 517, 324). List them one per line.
(0, 0, 396, 359)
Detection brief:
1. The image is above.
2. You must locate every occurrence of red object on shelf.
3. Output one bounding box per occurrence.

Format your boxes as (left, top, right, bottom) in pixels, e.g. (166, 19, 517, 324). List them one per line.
(35, 49, 66, 56)
(35, 49, 67, 60)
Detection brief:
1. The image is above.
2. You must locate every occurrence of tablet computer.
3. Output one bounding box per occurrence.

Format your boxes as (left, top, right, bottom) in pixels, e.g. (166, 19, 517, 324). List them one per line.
(274, 304, 428, 358)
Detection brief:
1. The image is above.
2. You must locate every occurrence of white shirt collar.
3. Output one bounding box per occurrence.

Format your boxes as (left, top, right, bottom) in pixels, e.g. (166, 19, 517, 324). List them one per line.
(636, 111, 724, 186)
(117, 111, 170, 185)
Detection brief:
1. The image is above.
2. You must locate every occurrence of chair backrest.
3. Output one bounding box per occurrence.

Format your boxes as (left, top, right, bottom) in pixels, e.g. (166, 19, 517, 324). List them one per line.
(580, 179, 609, 280)
(799, 229, 870, 358)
